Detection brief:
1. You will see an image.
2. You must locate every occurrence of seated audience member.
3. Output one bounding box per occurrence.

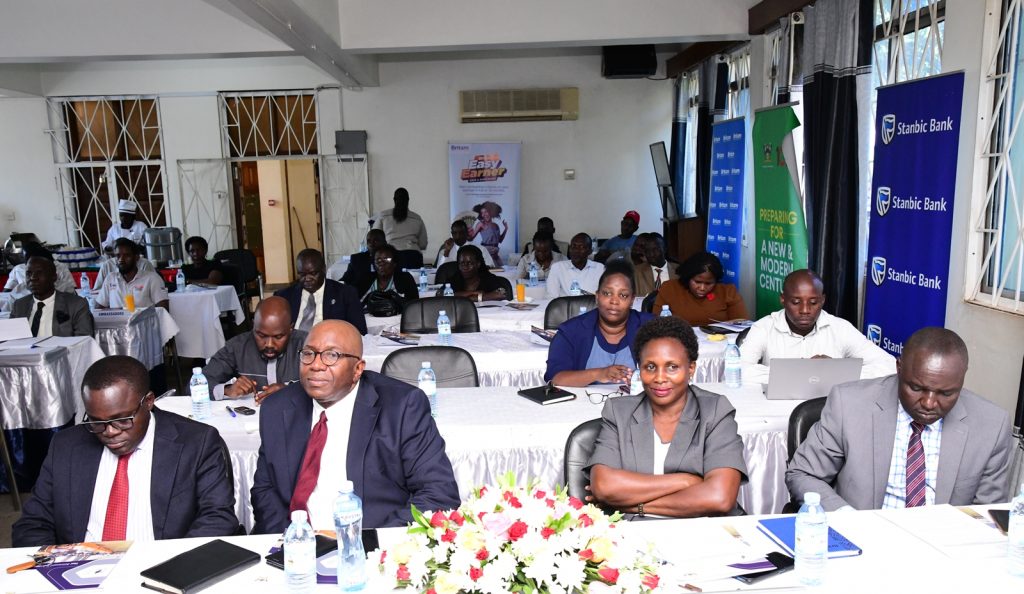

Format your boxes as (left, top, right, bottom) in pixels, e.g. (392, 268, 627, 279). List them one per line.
(202, 296, 305, 404)
(250, 320, 460, 532)
(95, 239, 169, 310)
(546, 233, 605, 298)
(341, 229, 387, 288)
(740, 269, 895, 384)
(516, 231, 566, 281)
(435, 220, 495, 268)
(374, 187, 428, 252)
(634, 233, 677, 296)
(275, 248, 366, 335)
(439, 244, 509, 301)
(655, 251, 747, 326)
(94, 251, 155, 288)
(101, 200, 148, 251)
(595, 210, 640, 263)
(356, 244, 419, 304)
(4, 243, 77, 296)
(182, 236, 224, 285)
(11, 257, 94, 337)
(587, 316, 746, 517)
(522, 217, 567, 254)
(545, 261, 654, 386)
(12, 356, 237, 546)
(630, 233, 649, 266)
(786, 327, 1012, 511)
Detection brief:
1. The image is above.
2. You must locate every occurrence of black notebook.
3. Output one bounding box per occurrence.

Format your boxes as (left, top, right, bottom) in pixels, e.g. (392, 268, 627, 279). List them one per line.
(140, 539, 261, 594)
(518, 384, 576, 405)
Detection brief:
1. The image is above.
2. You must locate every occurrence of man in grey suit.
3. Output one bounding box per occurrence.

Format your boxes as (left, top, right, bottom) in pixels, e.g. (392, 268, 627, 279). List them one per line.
(11, 256, 94, 337)
(786, 327, 1013, 511)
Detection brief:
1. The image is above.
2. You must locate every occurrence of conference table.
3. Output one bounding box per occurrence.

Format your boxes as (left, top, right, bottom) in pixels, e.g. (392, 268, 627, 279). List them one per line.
(92, 307, 178, 371)
(167, 285, 245, 359)
(158, 383, 796, 533)
(2, 505, 1017, 592)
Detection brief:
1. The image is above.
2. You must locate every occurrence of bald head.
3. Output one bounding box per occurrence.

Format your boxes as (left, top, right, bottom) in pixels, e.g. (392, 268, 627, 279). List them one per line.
(300, 320, 365, 407)
(252, 296, 294, 360)
(782, 269, 825, 296)
(780, 269, 826, 336)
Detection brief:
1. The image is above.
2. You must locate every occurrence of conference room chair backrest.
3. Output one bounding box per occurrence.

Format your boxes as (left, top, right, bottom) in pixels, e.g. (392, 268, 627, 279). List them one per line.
(735, 327, 751, 346)
(641, 291, 658, 314)
(217, 261, 243, 295)
(491, 274, 514, 301)
(544, 295, 597, 330)
(380, 345, 479, 388)
(434, 261, 459, 287)
(214, 248, 260, 285)
(563, 418, 603, 502)
(786, 396, 827, 462)
(398, 249, 424, 270)
(400, 296, 480, 334)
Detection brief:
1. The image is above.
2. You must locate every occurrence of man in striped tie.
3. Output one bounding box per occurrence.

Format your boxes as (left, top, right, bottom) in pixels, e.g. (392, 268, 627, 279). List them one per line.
(785, 327, 1013, 511)
(12, 356, 238, 546)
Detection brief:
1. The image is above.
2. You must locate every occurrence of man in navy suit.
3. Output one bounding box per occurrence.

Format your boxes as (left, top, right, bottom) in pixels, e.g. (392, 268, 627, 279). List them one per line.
(12, 356, 237, 546)
(340, 229, 386, 288)
(275, 248, 367, 335)
(251, 320, 460, 533)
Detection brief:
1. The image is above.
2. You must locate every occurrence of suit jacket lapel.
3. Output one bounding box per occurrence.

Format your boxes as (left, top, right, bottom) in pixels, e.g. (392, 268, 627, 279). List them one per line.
(629, 399, 655, 473)
(664, 391, 700, 474)
(150, 410, 183, 539)
(284, 390, 313, 489)
(871, 390, 898, 509)
(347, 380, 381, 494)
(935, 402, 968, 504)
(70, 435, 103, 541)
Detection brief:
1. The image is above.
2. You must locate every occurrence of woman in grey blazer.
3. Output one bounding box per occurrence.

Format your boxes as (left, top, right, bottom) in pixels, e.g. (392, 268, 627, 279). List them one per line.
(587, 316, 747, 517)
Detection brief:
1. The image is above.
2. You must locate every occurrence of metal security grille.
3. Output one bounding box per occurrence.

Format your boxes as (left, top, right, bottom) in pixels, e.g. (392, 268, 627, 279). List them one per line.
(47, 96, 168, 249)
(219, 91, 319, 158)
(872, 0, 945, 85)
(726, 48, 750, 119)
(319, 155, 370, 265)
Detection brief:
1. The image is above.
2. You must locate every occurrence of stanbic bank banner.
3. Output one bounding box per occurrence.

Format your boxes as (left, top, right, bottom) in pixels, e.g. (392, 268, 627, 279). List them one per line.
(863, 72, 964, 357)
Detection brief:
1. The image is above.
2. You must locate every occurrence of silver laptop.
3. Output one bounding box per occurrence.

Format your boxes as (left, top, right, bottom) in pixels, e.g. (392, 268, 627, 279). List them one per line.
(764, 358, 863, 400)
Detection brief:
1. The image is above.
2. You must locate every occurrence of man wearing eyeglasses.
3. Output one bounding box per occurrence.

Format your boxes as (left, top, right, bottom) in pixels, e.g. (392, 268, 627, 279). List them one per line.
(12, 356, 238, 546)
(250, 320, 460, 533)
(275, 248, 367, 335)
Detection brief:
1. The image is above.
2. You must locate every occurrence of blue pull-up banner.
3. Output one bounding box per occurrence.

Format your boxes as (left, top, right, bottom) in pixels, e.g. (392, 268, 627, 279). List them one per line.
(706, 117, 745, 286)
(863, 72, 964, 357)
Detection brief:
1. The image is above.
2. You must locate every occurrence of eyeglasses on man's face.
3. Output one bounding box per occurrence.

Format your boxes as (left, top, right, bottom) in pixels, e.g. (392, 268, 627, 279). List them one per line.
(374, 257, 395, 266)
(81, 395, 149, 434)
(299, 348, 361, 367)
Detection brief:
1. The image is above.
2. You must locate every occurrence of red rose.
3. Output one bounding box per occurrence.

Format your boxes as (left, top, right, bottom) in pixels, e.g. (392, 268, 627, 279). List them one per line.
(577, 513, 594, 527)
(476, 548, 489, 561)
(507, 521, 528, 541)
(427, 590, 437, 594)
(578, 548, 594, 561)
(470, 567, 484, 582)
(478, 511, 487, 521)
(503, 491, 523, 508)
(540, 527, 556, 540)
(642, 573, 660, 589)
(379, 550, 387, 564)
(534, 490, 547, 499)
(449, 511, 465, 526)
(396, 564, 411, 581)
(568, 496, 584, 510)
(598, 567, 620, 584)
(441, 529, 456, 543)
(706, 292, 716, 301)
(430, 511, 447, 528)
(478, 486, 488, 496)
(545, 498, 556, 508)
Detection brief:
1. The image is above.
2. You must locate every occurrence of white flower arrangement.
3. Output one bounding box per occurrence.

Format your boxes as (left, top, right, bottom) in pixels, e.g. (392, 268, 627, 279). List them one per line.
(374, 473, 664, 593)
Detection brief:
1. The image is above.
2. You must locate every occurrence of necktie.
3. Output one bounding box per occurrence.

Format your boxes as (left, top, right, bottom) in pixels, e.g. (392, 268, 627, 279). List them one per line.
(102, 453, 133, 540)
(653, 268, 663, 291)
(290, 412, 328, 514)
(30, 302, 45, 337)
(298, 293, 316, 332)
(905, 421, 926, 508)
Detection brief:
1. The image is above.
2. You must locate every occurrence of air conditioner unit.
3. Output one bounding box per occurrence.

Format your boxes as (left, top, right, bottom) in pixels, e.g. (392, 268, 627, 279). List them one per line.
(459, 88, 579, 123)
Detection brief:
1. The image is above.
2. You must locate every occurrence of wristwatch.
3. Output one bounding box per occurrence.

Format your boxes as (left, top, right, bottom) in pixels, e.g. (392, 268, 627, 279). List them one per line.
(637, 502, 645, 517)
(477, 292, 483, 303)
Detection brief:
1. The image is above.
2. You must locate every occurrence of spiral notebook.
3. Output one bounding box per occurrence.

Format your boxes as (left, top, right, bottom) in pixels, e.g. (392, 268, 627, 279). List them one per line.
(756, 517, 862, 558)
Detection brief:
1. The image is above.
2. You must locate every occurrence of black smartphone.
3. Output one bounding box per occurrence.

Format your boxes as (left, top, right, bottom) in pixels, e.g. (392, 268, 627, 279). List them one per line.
(233, 406, 257, 416)
(733, 552, 795, 584)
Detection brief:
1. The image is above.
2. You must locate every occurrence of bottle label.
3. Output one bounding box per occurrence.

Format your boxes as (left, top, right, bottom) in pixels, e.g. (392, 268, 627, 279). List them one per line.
(418, 379, 436, 396)
(191, 384, 210, 400)
(335, 509, 362, 525)
(438, 323, 451, 334)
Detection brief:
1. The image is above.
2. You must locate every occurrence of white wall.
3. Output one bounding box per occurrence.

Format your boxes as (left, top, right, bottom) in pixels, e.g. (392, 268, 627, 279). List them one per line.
(0, 98, 64, 244)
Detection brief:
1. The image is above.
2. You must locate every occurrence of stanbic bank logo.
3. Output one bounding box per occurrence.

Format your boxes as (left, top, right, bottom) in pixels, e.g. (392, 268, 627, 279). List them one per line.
(881, 114, 896, 145)
(866, 324, 882, 346)
(871, 257, 887, 286)
(876, 187, 891, 217)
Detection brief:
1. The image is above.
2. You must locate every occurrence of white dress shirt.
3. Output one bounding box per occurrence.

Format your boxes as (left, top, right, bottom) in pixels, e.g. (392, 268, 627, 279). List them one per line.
(435, 242, 495, 268)
(739, 309, 897, 384)
(652, 430, 671, 476)
(4, 261, 78, 296)
(305, 380, 359, 530)
(882, 404, 942, 509)
(516, 251, 566, 281)
(300, 282, 327, 328)
(95, 268, 168, 308)
(85, 414, 157, 542)
(545, 259, 605, 298)
(30, 292, 56, 338)
(102, 220, 148, 250)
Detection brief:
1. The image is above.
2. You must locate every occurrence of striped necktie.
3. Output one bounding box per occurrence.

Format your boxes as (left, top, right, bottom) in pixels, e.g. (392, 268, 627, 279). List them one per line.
(905, 421, 926, 507)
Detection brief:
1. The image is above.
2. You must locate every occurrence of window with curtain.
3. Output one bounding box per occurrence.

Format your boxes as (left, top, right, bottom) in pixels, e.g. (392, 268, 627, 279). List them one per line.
(726, 48, 751, 119)
(681, 70, 700, 217)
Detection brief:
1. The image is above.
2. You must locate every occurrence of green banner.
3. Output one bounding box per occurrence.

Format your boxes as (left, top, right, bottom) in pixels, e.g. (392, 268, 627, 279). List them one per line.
(752, 105, 808, 317)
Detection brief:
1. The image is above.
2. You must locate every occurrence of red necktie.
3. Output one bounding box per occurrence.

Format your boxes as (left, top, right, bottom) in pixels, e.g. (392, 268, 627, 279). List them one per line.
(102, 453, 133, 540)
(653, 268, 663, 291)
(905, 422, 926, 508)
(290, 412, 328, 514)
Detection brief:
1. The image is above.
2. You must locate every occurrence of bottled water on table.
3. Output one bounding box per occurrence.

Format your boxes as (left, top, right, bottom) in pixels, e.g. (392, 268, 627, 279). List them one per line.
(724, 337, 742, 388)
(659, 304, 672, 317)
(442, 283, 455, 297)
(419, 268, 428, 292)
(528, 261, 539, 287)
(568, 279, 581, 296)
(795, 491, 827, 586)
(175, 268, 186, 292)
(284, 509, 316, 593)
(418, 361, 438, 417)
(436, 310, 453, 346)
(79, 272, 91, 291)
(334, 481, 366, 591)
(629, 369, 643, 395)
(1010, 482, 1024, 576)
(189, 367, 211, 420)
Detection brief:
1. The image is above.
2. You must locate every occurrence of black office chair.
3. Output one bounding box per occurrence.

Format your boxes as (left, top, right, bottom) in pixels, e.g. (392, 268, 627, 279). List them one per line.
(781, 396, 828, 513)
(434, 261, 459, 287)
(641, 290, 659, 313)
(400, 297, 480, 334)
(490, 274, 514, 300)
(398, 249, 424, 270)
(215, 248, 263, 323)
(563, 418, 603, 502)
(544, 295, 596, 330)
(735, 327, 751, 346)
(380, 346, 479, 388)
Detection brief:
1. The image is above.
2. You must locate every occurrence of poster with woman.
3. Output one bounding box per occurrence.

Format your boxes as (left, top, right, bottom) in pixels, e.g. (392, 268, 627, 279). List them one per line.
(448, 142, 521, 266)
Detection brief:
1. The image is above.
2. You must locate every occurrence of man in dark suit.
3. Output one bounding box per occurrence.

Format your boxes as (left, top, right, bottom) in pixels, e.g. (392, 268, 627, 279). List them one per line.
(276, 248, 366, 335)
(251, 320, 460, 533)
(340, 229, 386, 287)
(11, 256, 94, 337)
(12, 356, 238, 546)
(634, 233, 678, 297)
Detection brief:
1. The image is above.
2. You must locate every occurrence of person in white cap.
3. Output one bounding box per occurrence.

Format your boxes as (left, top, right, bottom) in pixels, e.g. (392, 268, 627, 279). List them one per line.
(101, 200, 148, 251)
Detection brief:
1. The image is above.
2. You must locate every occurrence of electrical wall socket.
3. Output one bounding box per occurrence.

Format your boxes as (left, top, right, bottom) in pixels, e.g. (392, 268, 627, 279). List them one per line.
(563, 169, 576, 181)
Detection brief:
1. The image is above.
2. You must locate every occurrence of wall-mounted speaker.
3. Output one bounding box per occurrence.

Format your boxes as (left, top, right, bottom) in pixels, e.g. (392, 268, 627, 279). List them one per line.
(601, 45, 657, 79)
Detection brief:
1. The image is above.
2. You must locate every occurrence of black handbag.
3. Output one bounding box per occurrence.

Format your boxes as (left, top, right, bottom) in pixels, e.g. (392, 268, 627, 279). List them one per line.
(364, 290, 404, 317)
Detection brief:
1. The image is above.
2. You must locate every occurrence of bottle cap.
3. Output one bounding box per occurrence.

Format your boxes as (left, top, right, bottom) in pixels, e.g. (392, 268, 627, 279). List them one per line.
(421, 361, 431, 368)
(291, 509, 307, 522)
(803, 492, 821, 505)
(192, 366, 202, 374)
(439, 310, 446, 315)
(339, 480, 354, 492)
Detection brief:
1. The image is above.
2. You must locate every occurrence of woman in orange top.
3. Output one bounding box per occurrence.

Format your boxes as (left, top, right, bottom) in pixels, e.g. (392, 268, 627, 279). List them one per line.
(654, 251, 749, 326)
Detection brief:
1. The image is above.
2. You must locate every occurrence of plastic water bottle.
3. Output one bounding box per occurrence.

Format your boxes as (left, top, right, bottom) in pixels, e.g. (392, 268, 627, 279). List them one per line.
(1010, 482, 1024, 576)
(284, 509, 316, 593)
(79, 272, 91, 291)
(577, 306, 587, 317)
(189, 367, 211, 420)
(629, 369, 643, 395)
(334, 481, 366, 591)
(175, 268, 186, 292)
(443, 283, 455, 297)
(568, 279, 581, 296)
(418, 362, 438, 418)
(437, 310, 453, 346)
(660, 304, 672, 317)
(419, 268, 428, 292)
(724, 338, 742, 388)
(795, 492, 827, 586)
(528, 261, 539, 287)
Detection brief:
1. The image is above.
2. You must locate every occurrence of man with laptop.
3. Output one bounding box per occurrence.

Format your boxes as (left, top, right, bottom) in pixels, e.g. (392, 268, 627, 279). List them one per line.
(739, 269, 895, 389)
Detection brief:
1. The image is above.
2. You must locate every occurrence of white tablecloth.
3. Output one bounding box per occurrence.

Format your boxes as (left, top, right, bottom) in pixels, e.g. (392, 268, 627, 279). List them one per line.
(0, 336, 103, 429)
(169, 285, 244, 359)
(365, 299, 550, 335)
(94, 307, 179, 370)
(158, 383, 799, 532)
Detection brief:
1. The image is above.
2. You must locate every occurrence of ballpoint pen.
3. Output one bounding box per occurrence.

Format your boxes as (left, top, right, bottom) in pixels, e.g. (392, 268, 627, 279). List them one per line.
(225, 405, 237, 418)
